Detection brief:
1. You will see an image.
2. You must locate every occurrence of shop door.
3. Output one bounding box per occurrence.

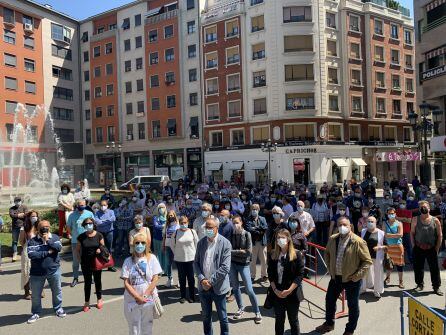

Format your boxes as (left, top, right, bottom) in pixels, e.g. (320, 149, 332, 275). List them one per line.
(293, 158, 310, 185)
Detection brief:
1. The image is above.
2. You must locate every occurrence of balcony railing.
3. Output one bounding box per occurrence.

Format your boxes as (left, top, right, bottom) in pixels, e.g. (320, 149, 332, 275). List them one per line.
(145, 9, 178, 25)
(423, 16, 446, 33)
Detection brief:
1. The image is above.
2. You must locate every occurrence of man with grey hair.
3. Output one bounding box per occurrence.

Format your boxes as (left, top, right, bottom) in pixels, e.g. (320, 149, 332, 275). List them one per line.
(66, 199, 94, 287)
(193, 203, 213, 239)
(194, 216, 232, 335)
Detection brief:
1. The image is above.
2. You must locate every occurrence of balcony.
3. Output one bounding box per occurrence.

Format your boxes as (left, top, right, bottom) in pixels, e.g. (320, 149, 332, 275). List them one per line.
(423, 16, 446, 33)
(363, 0, 411, 17)
(205, 33, 217, 43)
(226, 55, 240, 65)
(145, 9, 178, 25)
(91, 29, 116, 43)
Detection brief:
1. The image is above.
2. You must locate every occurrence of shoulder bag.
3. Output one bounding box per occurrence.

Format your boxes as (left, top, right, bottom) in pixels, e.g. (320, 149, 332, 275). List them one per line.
(92, 245, 114, 271)
(135, 260, 164, 319)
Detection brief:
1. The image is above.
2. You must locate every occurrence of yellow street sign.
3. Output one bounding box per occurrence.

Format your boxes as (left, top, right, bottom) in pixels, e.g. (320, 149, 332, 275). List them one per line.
(409, 298, 444, 335)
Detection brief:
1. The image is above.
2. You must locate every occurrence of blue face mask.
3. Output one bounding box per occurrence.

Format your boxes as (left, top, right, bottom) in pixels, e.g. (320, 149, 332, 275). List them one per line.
(78, 205, 86, 211)
(388, 214, 396, 220)
(288, 220, 298, 230)
(251, 210, 259, 217)
(135, 243, 146, 254)
(206, 229, 215, 239)
(85, 223, 94, 232)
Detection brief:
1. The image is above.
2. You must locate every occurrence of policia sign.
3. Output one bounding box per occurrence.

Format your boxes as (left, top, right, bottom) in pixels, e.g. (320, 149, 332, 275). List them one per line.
(408, 298, 444, 335)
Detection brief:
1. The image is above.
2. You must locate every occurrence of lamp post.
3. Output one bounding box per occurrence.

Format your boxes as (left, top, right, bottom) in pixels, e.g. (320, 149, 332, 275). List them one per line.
(105, 141, 122, 190)
(261, 139, 277, 187)
(408, 101, 443, 186)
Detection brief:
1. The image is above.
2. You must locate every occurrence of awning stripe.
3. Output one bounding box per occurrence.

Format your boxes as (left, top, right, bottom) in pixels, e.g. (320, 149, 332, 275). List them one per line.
(426, 0, 446, 12)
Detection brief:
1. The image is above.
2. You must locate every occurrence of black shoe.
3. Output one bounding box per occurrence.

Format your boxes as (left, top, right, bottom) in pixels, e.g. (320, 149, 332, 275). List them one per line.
(414, 285, 424, 292)
(70, 278, 78, 288)
(180, 298, 186, 304)
(187, 298, 195, 303)
(108, 267, 117, 272)
(434, 288, 444, 296)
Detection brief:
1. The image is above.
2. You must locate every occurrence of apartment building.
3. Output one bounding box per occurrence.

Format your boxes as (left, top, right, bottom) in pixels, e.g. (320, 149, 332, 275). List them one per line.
(0, 1, 81, 187)
(81, 0, 202, 185)
(201, 0, 416, 186)
(415, 0, 446, 180)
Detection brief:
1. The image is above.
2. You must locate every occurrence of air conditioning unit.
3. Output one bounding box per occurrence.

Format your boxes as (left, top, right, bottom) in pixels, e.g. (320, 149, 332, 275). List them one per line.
(24, 23, 33, 32)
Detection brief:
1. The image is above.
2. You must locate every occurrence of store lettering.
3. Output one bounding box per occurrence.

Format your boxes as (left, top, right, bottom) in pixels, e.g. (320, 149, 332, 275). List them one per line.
(422, 65, 446, 81)
(286, 148, 317, 154)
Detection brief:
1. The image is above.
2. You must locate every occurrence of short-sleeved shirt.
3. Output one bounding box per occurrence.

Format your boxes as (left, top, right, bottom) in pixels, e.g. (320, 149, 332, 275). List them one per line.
(121, 255, 162, 304)
(77, 231, 103, 266)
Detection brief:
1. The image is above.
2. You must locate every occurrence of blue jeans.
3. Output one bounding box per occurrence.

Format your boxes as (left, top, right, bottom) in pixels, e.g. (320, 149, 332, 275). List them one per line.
(102, 230, 114, 253)
(71, 244, 81, 279)
(166, 247, 174, 279)
(12, 226, 21, 254)
(229, 263, 260, 313)
(30, 269, 63, 315)
(115, 228, 130, 256)
(199, 289, 229, 335)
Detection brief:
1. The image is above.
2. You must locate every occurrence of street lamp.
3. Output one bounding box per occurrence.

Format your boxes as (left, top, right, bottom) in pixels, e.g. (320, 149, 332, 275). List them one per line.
(408, 101, 443, 186)
(261, 139, 277, 187)
(105, 141, 122, 190)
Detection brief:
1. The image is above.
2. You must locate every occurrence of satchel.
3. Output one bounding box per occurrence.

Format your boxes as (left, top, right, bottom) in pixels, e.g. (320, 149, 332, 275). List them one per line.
(153, 296, 164, 319)
(263, 286, 275, 309)
(383, 252, 394, 271)
(92, 252, 115, 271)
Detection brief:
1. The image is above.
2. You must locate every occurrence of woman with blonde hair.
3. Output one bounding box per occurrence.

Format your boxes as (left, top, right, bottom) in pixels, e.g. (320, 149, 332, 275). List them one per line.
(268, 229, 304, 335)
(121, 233, 162, 335)
(162, 210, 179, 287)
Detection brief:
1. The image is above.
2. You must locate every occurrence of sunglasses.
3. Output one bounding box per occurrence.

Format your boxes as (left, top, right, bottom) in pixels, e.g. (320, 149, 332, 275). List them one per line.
(135, 242, 146, 246)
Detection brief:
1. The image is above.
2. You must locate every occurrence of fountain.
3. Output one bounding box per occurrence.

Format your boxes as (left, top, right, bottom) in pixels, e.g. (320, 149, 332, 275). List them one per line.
(0, 103, 65, 210)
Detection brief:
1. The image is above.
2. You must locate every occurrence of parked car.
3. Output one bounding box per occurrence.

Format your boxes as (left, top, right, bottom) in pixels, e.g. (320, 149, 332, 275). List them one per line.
(119, 175, 170, 192)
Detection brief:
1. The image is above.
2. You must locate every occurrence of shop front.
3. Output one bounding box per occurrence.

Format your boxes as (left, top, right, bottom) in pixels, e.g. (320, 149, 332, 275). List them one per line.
(370, 150, 420, 186)
(124, 152, 150, 181)
(187, 148, 202, 182)
(153, 149, 184, 181)
(97, 153, 122, 187)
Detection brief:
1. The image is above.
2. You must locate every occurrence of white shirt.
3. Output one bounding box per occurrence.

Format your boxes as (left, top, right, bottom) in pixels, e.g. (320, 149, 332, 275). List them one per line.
(295, 211, 315, 234)
(203, 234, 219, 280)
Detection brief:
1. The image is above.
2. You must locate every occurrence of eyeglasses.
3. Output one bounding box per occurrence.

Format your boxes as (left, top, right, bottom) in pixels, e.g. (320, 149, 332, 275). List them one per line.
(135, 242, 146, 245)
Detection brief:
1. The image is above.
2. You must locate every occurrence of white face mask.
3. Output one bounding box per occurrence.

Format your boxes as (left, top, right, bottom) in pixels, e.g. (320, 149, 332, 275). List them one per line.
(367, 221, 376, 230)
(339, 210, 346, 215)
(339, 225, 350, 236)
(101, 205, 108, 211)
(277, 238, 288, 248)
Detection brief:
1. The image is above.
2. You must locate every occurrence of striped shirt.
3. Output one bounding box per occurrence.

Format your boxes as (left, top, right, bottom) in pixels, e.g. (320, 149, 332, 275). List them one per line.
(335, 235, 350, 276)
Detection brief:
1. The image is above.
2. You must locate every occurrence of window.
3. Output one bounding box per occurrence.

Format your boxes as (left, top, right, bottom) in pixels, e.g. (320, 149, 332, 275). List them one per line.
(135, 14, 141, 26)
(286, 93, 315, 110)
(327, 40, 337, 56)
(125, 81, 132, 93)
(167, 119, 177, 136)
(328, 68, 338, 84)
(135, 36, 142, 48)
(151, 75, 159, 87)
(376, 72, 385, 88)
(105, 42, 113, 54)
(85, 109, 91, 120)
(3, 29, 15, 44)
(376, 98, 386, 114)
(150, 52, 159, 65)
(5, 101, 17, 114)
(83, 51, 89, 62)
(152, 121, 160, 138)
(374, 19, 383, 35)
(127, 124, 134, 141)
(392, 100, 401, 114)
(374, 45, 384, 62)
(226, 46, 240, 64)
(51, 23, 71, 42)
(390, 24, 399, 39)
(51, 45, 71, 61)
(95, 86, 102, 98)
(392, 74, 401, 89)
(349, 15, 359, 32)
(94, 66, 101, 78)
(137, 101, 144, 114)
(6, 123, 14, 142)
(84, 70, 91, 82)
(188, 44, 197, 58)
(3, 7, 15, 24)
(165, 48, 174, 61)
(285, 64, 314, 81)
(329, 95, 339, 111)
(404, 29, 412, 44)
(187, 21, 196, 34)
(206, 78, 219, 95)
(165, 72, 175, 84)
(53, 128, 74, 142)
(97, 27, 105, 34)
(26, 104, 36, 116)
(205, 26, 217, 42)
(405, 54, 413, 69)
(109, 23, 117, 30)
(384, 126, 396, 141)
(136, 57, 143, 70)
(149, 30, 158, 42)
(125, 60, 131, 72)
(283, 6, 312, 23)
(187, 0, 195, 10)
(85, 90, 90, 101)
(189, 69, 197, 82)
(231, 129, 245, 145)
(252, 126, 269, 144)
(228, 100, 241, 117)
(211, 131, 223, 147)
(349, 125, 360, 141)
(52, 66, 72, 80)
(138, 123, 145, 139)
(124, 39, 131, 51)
(4, 53, 16, 67)
(126, 103, 133, 115)
(403, 127, 412, 142)
(351, 69, 362, 86)
(284, 35, 313, 53)
(93, 46, 101, 57)
(226, 20, 239, 37)
(328, 124, 342, 141)
(351, 96, 362, 112)
(5, 77, 17, 90)
(254, 98, 267, 115)
(252, 42, 265, 60)
(167, 95, 176, 108)
(151, 98, 160, 110)
(207, 104, 220, 120)
(326, 12, 336, 28)
(190, 117, 199, 138)
(190, 93, 198, 106)
(253, 71, 266, 87)
(350, 43, 360, 59)
(24, 36, 34, 49)
(284, 124, 315, 141)
(164, 25, 174, 38)
(106, 63, 113, 75)
(95, 107, 102, 118)
(251, 15, 264, 32)
(205, 52, 218, 69)
(407, 102, 414, 114)
(107, 126, 115, 142)
(137, 79, 143, 91)
(96, 127, 103, 143)
(122, 18, 130, 30)
(227, 74, 241, 92)
(107, 105, 114, 116)
(106, 84, 114, 96)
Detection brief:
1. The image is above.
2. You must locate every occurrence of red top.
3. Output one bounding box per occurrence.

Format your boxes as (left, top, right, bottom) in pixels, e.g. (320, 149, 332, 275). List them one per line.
(396, 208, 413, 234)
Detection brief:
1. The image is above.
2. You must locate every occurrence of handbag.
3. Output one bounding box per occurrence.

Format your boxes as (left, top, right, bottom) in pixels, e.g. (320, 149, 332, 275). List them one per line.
(383, 252, 394, 271)
(263, 286, 275, 309)
(135, 261, 164, 319)
(92, 253, 115, 271)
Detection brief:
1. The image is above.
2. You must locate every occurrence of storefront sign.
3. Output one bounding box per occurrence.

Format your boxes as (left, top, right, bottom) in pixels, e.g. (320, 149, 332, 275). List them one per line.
(408, 298, 444, 335)
(186, 148, 201, 153)
(375, 151, 422, 162)
(421, 65, 446, 81)
(286, 148, 317, 154)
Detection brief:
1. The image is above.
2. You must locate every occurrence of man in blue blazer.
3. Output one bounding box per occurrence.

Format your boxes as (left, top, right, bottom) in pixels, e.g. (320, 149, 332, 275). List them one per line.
(194, 216, 232, 335)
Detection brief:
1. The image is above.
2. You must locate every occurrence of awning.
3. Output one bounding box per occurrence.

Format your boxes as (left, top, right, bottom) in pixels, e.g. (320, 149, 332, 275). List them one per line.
(146, 6, 162, 18)
(425, 44, 446, 60)
(426, 0, 446, 12)
(332, 158, 348, 167)
(431, 136, 446, 152)
(251, 160, 267, 170)
(208, 162, 222, 171)
(352, 158, 367, 166)
(229, 161, 244, 170)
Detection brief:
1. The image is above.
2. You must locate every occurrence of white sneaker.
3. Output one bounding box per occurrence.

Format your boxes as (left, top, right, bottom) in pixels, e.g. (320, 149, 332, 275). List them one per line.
(374, 292, 381, 298)
(27, 314, 39, 324)
(166, 277, 173, 288)
(233, 308, 245, 320)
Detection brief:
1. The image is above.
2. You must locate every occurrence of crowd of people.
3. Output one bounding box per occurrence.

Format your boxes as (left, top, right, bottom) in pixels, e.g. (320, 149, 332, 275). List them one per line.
(2, 175, 446, 335)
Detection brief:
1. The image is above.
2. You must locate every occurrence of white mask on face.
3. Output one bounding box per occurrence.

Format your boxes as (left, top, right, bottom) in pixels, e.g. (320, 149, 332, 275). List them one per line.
(339, 225, 350, 236)
(101, 205, 108, 211)
(277, 238, 288, 248)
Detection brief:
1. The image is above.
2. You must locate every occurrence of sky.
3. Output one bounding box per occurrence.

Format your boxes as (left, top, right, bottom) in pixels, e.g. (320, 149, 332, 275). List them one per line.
(38, 0, 415, 20)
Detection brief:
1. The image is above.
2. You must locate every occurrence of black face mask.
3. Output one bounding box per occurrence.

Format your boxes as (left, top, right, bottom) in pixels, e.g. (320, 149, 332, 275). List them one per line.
(39, 227, 49, 235)
(420, 207, 429, 214)
(168, 217, 176, 223)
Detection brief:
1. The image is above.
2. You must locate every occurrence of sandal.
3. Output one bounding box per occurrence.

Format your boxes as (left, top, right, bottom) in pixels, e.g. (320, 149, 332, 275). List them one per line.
(385, 276, 390, 285)
(399, 282, 405, 289)
(83, 304, 90, 312)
